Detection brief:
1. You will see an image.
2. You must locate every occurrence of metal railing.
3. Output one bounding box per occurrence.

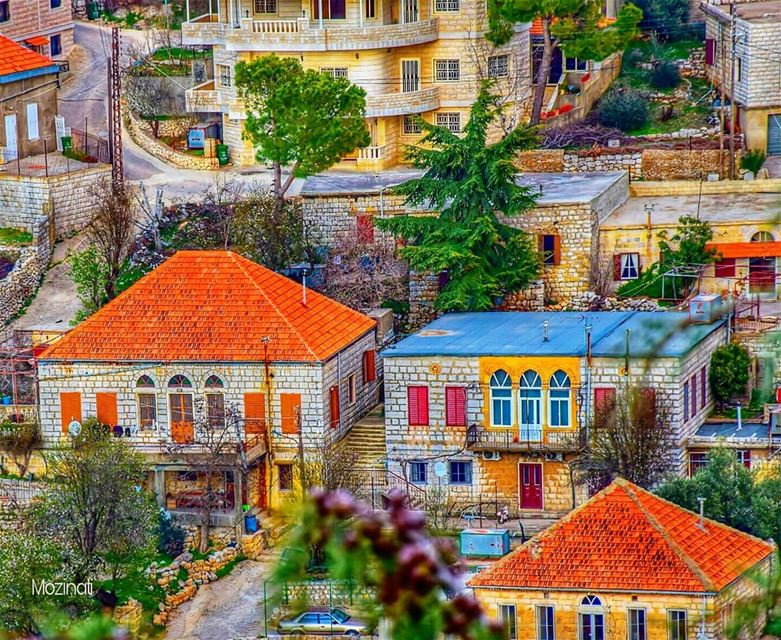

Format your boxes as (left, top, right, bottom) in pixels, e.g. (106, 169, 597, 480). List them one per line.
(466, 424, 585, 452)
(366, 467, 426, 509)
(252, 19, 300, 33)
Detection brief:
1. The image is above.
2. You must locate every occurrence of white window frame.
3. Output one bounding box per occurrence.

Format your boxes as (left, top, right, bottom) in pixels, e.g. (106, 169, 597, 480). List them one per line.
(254, 0, 277, 12)
(627, 608, 647, 640)
(26, 103, 39, 141)
(489, 370, 513, 428)
(488, 54, 509, 78)
(434, 0, 459, 11)
(402, 114, 422, 135)
(667, 610, 687, 640)
(536, 604, 556, 640)
(434, 59, 460, 82)
(498, 604, 517, 640)
(548, 370, 571, 428)
(136, 392, 157, 430)
(216, 64, 232, 88)
(436, 112, 461, 133)
(620, 253, 640, 280)
(320, 66, 349, 79)
(347, 373, 357, 405)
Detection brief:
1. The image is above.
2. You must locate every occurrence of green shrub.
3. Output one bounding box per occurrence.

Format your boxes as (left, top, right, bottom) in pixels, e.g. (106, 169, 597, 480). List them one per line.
(597, 88, 650, 132)
(741, 148, 766, 174)
(710, 342, 750, 407)
(157, 511, 186, 557)
(649, 60, 681, 89)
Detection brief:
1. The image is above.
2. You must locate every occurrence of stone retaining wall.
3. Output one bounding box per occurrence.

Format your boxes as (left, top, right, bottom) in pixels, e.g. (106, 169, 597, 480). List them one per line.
(125, 107, 219, 171)
(0, 218, 52, 326)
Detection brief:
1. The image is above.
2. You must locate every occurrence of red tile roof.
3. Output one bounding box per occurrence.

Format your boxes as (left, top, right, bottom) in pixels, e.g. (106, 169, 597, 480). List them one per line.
(469, 479, 773, 594)
(708, 241, 781, 259)
(42, 251, 376, 363)
(0, 34, 57, 77)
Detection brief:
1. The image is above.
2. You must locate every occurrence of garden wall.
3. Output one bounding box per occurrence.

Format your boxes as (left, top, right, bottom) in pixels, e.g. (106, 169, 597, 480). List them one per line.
(125, 107, 219, 171)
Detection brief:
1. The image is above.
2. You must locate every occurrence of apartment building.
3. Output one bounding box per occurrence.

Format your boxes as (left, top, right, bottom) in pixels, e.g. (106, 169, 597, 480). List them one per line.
(181, 0, 531, 169)
(0, 0, 73, 62)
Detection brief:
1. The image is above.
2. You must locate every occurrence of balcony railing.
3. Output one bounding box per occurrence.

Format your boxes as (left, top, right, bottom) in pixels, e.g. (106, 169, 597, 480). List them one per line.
(185, 79, 223, 112)
(182, 14, 438, 51)
(357, 145, 385, 161)
(365, 86, 440, 117)
(466, 425, 585, 452)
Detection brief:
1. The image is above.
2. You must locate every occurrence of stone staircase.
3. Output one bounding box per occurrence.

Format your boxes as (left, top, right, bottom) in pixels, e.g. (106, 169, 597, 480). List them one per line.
(341, 404, 387, 470)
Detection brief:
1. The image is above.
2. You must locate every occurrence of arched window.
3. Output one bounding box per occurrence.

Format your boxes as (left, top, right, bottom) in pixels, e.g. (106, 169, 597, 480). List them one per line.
(205, 375, 224, 389)
(168, 375, 192, 389)
(752, 231, 774, 242)
(549, 370, 571, 427)
(579, 595, 604, 640)
(136, 375, 155, 388)
(519, 370, 542, 440)
(489, 370, 513, 427)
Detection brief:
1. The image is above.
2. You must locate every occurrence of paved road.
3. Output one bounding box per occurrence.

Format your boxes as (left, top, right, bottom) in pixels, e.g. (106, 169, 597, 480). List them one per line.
(60, 21, 274, 199)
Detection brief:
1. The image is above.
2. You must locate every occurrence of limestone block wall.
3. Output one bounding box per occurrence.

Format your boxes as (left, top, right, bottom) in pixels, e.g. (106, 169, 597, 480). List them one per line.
(0, 244, 51, 326)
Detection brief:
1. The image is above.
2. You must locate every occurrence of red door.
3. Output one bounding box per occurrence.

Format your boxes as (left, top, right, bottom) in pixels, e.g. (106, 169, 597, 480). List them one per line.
(519, 463, 543, 510)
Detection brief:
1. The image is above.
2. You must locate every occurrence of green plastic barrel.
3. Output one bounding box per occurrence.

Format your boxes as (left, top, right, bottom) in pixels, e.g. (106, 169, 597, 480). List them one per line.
(61, 136, 73, 153)
(216, 143, 229, 166)
(86, 2, 100, 19)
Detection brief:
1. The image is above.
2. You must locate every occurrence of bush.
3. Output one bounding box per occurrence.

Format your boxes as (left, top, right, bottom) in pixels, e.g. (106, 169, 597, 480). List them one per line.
(649, 60, 681, 90)
(158, 510, 186, 557)
(741, 148, 766, 174)
(710, 342, 750, 407)
(596, 88, 650, 132)
(635, 0, 690, 39)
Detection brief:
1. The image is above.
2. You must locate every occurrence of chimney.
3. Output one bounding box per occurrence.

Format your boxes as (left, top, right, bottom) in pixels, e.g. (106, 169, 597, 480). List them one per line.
(736, 402, 742, 430)
(302, 272, 308, 307)
(543, 321, 549, 342)
(697, 497, 706, 529)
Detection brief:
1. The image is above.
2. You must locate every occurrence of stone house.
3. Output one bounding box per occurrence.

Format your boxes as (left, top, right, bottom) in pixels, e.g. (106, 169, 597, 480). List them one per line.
(0, 34, 61, 160)
(181, 0, 532, 170)
(685, 420, 778, 477)
(0, 0, 73, 62)
(381, 310, 726, 518)
(469, 478, 775, 640)
(702, 0, 781, 154)
(37, 251, 382, 518)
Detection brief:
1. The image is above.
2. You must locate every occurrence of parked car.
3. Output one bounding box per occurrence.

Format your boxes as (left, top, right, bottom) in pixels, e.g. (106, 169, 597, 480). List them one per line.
(277, 607, 372, 636)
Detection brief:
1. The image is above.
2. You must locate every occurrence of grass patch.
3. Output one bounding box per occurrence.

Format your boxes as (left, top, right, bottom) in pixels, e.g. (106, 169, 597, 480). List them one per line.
(153, 47, 210, 61)
(717, 389, 774, 420)
(0, 227, 32, 246)
(215, 554, 246, 579)
(189, 542, 215, 561)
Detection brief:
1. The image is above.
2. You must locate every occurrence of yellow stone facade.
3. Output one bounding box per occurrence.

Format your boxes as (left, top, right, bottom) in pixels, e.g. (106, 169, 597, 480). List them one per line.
(182, 0, 531, 169)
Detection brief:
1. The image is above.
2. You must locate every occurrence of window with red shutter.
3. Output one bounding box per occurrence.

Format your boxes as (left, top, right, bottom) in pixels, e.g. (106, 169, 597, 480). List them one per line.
(700, 366, 707, 409)
(329, 385, 340, 429)
(714, 258, 736, 278)
(613, 254, 622, 280)
(593, 388, 616, 412)
(356, 215, 374, 243)
(363, 350, 376, 384)
(705, 38, 715, 65)
(408, 386, 429, 426)
(445, 386, 466, 426)
(691, 375, 698, 417)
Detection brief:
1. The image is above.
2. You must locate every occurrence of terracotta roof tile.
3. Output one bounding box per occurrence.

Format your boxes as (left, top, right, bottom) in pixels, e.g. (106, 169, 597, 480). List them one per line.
(469, 479, 773, 594)
(0, 34, 57, 77)
(41, 251, 376, 363)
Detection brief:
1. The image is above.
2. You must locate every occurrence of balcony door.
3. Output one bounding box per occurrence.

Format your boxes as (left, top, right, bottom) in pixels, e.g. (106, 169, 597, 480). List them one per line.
(519, 463, 543, 510)
(311, 0, 346, 20)
(169, 393, 194, 444)
(401, 0, 418, 23)
(401, 60, 420, 93)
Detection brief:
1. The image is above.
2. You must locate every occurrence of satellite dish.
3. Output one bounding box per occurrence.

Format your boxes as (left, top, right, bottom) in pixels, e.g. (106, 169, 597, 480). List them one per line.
(67, 420, 82, 437)
(434, 461, 447, 478)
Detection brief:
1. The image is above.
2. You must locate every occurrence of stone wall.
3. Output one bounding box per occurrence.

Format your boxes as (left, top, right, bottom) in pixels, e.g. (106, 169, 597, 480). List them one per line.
(0, 165, 111, 239)
(125, 107, 219, 171)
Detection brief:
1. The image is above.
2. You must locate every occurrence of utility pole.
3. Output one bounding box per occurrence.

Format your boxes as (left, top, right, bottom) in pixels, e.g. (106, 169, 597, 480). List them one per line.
(107, 26, 123, 187)
(729, 2, 738, 180)
(719, 20, 726, 179)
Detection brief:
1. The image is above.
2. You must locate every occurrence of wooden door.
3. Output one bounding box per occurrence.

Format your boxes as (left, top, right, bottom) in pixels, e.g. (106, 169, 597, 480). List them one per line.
(519, 463, 543, 510)
(169, 393, 194, 443)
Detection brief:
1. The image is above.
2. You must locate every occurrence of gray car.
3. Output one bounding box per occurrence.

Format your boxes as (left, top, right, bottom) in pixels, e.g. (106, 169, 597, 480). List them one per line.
(277, 607, 372, 636)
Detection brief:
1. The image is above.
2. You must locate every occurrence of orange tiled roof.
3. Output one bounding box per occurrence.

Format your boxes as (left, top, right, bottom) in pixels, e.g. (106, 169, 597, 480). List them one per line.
(41, 251, 376, 363)
(469, 479, 773, 594)
(708, 241, 781, 259)
(0, 34, 57, 77)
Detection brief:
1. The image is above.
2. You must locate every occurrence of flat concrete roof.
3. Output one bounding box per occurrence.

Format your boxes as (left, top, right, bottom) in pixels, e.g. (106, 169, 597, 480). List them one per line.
(300, 170, 626, 205)
(602, 193, 781, 228)
(703, 0, 781, 22)
(384, 311, 725, 359)
(694, 421, 768, 440)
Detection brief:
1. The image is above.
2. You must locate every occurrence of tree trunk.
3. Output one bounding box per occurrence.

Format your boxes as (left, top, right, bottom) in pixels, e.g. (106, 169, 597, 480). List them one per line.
(152, 119, 160, 139)
(530, 18, 556, 125)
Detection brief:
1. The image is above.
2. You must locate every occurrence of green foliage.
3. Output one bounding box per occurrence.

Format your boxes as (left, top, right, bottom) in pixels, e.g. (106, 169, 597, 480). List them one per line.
(596, 87, 649, 131)
(617, 215, 715, 299)
(649, 60, 680, 89)
(235, 55, 370, 192)
(31, 422, 158, 584)
(69, 246, 109, 320)
(633, 0, 690, 39)
(0, 227, 32, 246)
(741, 149, 767, 175)
(710, 342, 751, 406)
(656, 448, 781, 543)
(215, 554, 246, 579)
(158, 510, 186, 557)
(376, 87, 540, 312)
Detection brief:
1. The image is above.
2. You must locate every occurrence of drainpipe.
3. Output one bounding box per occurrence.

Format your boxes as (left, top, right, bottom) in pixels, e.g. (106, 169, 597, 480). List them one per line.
(736, 402, 742, 431)
(318, 0, 323, 29)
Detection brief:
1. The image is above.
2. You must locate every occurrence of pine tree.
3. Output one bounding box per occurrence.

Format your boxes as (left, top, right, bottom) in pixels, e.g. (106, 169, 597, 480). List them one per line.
(376, 86, 540, 312)
(487, 0, 642, 124)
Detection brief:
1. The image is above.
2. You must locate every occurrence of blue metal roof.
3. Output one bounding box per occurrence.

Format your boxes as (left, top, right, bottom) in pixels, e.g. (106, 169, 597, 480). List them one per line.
(694, 422, 768, 440)
(0, 64, 60, 85)
(384, 312, 725, 359)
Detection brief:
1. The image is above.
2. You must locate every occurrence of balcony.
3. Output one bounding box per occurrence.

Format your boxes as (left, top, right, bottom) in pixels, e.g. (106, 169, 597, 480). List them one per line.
(466, 425, 585, 453)
(182, 14, 439, 51)
(365, 86, 440, 117)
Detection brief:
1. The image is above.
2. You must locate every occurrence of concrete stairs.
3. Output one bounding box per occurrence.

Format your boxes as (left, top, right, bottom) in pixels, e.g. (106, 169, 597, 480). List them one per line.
(342, 404, 387, 470)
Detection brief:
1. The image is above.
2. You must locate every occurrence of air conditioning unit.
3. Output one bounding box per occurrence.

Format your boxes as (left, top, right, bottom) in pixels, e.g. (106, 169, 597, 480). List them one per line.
(482, 451, 501, 461)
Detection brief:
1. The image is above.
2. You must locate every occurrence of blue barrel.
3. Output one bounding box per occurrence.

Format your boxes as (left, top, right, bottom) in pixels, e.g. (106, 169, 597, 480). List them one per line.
(244, 514, 258, 534)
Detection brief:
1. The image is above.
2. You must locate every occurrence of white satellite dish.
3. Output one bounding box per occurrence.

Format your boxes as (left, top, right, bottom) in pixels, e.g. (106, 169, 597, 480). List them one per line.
(434, 461, 447, 478)
(67, 420, 82, 437)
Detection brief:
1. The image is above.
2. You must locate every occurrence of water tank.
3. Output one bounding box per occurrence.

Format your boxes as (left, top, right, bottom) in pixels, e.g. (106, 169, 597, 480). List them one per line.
(689, 294, 723, 324)
(459, 529, 511, 558)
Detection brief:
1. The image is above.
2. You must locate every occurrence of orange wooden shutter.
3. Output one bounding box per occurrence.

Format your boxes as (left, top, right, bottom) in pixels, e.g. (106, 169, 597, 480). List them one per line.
(60, 392, 82, 432)
(329, 386, 340, 428)
(363, 350, 376, 384)
(244, 392, 266, 434)
(613, 254, 622, 280)
(552, 235, 561, 265)
(96, 392, 118, 426)
(281, 393, 301, 434)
